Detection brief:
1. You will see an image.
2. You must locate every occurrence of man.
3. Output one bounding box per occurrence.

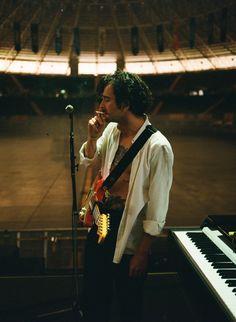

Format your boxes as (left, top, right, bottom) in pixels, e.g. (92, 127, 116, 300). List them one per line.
(79, 70, 174, 322)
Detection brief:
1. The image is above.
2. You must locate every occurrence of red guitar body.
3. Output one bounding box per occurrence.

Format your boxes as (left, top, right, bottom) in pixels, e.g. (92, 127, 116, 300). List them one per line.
(80, 178, 105, 227)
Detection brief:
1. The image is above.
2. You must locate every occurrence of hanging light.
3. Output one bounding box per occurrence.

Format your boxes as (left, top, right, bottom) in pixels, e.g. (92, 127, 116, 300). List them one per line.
(131, 26, 139, 55)
(207, 12, 214, 45)
(157, 24, 164, 52)
(73, 27, 80, 56)
(31, 23, 39, 53)
(98, 27, 106, 56)
(220, 8, 228, 42)
(172, 20, 179, 50)
(55, 28, 62, 55)
(189, 17, 196, 48)
(13, 22, 21, 52)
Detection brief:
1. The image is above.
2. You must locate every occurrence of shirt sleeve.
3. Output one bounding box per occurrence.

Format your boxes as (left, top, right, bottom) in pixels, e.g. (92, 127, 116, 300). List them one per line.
(143, 143, 174, 235)
(79, 122, 117, 168)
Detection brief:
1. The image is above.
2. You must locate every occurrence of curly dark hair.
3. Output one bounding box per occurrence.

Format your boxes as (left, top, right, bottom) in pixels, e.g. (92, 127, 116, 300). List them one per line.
(96, 70, 153, 116)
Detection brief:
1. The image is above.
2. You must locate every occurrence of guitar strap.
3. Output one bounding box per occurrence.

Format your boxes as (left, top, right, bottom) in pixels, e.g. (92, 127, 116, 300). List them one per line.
(101, 124, 157, 191)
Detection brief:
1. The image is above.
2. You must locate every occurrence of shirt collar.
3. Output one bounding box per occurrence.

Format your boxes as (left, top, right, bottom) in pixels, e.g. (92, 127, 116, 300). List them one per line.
(132, 114, 151, 143)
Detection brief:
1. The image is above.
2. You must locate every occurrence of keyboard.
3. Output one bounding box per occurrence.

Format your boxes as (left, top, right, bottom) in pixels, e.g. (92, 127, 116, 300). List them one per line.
(172, 227, 236, 321)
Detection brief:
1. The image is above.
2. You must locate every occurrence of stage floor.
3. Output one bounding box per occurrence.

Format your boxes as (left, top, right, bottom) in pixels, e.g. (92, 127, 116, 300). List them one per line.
(1, 118, 235, 322)
(0, 126, 235, 231)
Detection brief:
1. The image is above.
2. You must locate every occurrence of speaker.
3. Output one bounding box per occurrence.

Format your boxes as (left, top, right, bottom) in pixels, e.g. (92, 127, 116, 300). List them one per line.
(31, 23, 39, 53)
(131, 26, 139, 55)
(73, 27, 80, 56)
(55, 28, 63, 54)
(13, 22, 21, 52)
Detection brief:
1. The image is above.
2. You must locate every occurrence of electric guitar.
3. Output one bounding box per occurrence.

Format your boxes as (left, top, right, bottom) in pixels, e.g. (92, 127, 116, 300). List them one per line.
(79, 178, 110, 244)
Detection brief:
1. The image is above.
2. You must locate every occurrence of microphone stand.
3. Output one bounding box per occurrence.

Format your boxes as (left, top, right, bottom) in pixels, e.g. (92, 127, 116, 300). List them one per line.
(36, 105, 82, 321)
(67, 105, 83, 320)
(68, 107, 81, 316)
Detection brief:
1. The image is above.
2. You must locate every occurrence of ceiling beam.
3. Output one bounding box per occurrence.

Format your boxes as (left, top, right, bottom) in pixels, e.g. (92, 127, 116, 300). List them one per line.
(0, 0, 27, 32)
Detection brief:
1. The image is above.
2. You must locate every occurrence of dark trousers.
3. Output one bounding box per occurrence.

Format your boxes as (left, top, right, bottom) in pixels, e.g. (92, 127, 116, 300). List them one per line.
(82, 212, 147, 322)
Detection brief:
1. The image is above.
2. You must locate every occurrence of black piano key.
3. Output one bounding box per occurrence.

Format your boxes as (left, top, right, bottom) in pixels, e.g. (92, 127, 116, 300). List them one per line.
(205, 254, 229, 262)
(225, 280, 236, 286)
(212, 262, 236, 269)
(199, 245, 222, 251)
(232, 288, 236, 293)
(217, 270, 236, 278)
(201, 251, 223, 256)
(187, 232, 204, 238)
(193, 240, 214, 246)
(201, 247, 216, 252)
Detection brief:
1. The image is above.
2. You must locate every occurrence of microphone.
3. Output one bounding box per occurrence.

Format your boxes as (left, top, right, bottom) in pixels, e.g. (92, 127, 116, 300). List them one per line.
(65, 104, 74, 113)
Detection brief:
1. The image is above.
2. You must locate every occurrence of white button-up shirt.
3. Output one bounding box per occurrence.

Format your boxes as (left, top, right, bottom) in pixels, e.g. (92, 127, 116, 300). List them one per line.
(79, 116, 174, 263)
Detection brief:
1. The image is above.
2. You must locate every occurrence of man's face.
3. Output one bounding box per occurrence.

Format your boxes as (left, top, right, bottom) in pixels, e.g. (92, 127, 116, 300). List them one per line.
(99, 84, 126, 123)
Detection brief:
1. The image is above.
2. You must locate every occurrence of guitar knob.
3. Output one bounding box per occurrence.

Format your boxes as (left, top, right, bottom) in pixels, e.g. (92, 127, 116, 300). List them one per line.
(79, 207, 85, 215)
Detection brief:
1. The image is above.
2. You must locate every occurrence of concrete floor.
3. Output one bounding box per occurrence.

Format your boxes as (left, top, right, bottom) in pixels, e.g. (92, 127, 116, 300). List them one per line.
(0, 115, 236, 231)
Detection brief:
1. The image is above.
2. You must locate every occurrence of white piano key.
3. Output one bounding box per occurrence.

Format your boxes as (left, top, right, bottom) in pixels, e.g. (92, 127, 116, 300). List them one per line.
(173, 229, 236, 321)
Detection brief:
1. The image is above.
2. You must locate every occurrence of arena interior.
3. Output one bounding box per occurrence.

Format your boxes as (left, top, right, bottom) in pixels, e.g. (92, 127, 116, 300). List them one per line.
(0, 1, 236, 321)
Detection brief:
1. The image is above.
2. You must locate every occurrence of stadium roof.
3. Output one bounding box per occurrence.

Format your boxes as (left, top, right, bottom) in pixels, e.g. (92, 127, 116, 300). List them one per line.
(0, 0, 236, 75)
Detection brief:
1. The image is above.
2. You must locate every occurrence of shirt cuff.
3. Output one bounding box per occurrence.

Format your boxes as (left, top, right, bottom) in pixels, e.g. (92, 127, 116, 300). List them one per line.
(79, 142, 98, 166)
(143, 220, 165, 236)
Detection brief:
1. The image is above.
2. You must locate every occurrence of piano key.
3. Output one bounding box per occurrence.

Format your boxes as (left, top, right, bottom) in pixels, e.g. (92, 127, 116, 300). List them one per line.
(172, 229, 236, 321)
(226, 280, 236, 286)
(212, 262, 236, 269)
(187, 233, 223, 253)
(217, 270, 236, 278)
(204, 254, 229, 261)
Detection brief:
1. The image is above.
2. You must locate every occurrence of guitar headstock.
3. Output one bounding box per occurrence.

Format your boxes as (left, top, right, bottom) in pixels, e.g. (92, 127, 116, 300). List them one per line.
(97, 213, 110, 244)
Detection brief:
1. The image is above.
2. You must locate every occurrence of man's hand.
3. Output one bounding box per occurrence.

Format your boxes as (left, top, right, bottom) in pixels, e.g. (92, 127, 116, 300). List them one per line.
(129, 252, 149, 277)
(85, 112, 106, 158)
(129, 233, 155, 277)
(88, 111, 106, 140)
